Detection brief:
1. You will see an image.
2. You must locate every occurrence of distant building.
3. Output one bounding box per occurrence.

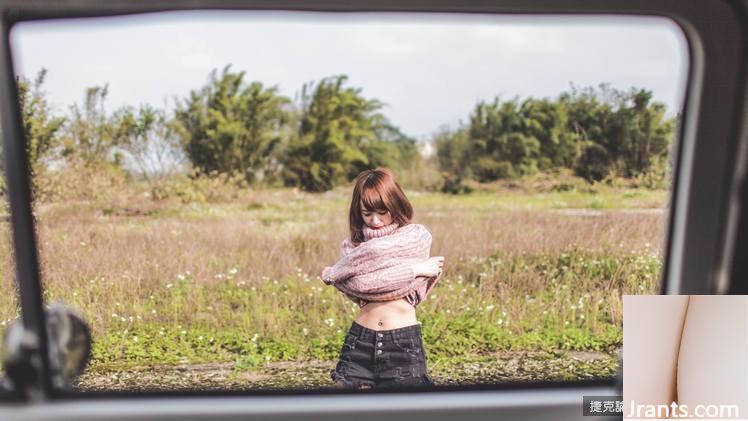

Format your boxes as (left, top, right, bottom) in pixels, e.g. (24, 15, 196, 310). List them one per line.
(417, 140, 435, 159)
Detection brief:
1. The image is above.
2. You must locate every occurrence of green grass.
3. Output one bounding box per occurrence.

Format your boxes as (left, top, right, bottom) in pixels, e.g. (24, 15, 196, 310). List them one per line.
(66, 249, 659, 372)
(120, 185, 666, 221)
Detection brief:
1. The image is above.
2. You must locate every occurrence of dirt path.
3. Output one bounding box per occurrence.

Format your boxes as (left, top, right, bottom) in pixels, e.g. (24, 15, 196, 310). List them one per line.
(74, 349, 619, 392)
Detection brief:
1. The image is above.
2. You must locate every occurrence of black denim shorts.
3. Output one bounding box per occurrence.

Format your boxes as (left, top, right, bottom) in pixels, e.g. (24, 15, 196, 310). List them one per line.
(331, 321, 435, 389)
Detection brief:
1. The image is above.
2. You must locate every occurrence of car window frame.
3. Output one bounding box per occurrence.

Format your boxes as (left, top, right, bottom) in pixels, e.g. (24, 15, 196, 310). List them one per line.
(0, 0, 744, 408)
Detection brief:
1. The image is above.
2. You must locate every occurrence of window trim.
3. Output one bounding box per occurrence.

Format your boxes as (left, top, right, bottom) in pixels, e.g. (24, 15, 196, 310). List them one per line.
(0, 8, 52, 401)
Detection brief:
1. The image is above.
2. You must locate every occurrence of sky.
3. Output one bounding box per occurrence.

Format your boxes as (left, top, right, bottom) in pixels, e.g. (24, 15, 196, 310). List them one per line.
(10, 10, 689, 141)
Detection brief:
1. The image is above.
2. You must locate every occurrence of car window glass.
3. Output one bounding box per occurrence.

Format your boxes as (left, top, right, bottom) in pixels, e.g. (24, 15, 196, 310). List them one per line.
(7, 10, 687, 392)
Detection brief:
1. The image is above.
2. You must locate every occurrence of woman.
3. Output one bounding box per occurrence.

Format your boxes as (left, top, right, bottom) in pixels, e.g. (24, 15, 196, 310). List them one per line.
(321, 167, 444, 389)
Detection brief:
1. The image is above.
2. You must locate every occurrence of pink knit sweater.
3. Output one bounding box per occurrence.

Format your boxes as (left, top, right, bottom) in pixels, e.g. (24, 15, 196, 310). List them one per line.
(321, 222, 440, 307)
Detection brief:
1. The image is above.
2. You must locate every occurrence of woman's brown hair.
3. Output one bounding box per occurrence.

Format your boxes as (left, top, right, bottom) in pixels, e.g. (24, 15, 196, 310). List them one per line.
(349, 167, 413, 245)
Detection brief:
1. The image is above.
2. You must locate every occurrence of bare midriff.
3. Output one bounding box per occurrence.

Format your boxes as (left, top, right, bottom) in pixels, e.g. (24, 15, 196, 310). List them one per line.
(355, 299, 418, 330)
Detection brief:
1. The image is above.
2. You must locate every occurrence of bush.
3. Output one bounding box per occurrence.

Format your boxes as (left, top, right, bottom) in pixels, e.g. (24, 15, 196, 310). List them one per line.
(150, 178, 207, 204)
(440, 172, 474, 195)
(631, 155, 669, 190)
(472, 157, 514, 182)
(31, 160, 130, 204)
(150, 171, 249, 204)
(574, 143, 612, 182)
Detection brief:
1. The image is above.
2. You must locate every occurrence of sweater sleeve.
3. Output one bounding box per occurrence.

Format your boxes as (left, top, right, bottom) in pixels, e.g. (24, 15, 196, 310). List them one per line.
(340, 238, 355, 257)
(321, 239, 357, 285)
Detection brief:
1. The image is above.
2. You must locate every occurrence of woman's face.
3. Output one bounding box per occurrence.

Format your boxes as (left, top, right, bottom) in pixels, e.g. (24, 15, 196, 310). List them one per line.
(360, 201, 393, 229)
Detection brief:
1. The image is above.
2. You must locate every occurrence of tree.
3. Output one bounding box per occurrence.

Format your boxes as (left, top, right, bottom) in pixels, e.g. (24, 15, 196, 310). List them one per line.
(434, 126, 474, 193)
(614, 89, 673, 177)
(61, 84, 120, 165)
(282, 75, 389, 192)
(575, 142, 612, 182)
(560, 84, 616, 181)
(519, 98, 579, 169)
(17, 69, 65, 171)
(435, 83, 677, 184)
(565, 85, 674, 181)
(467, 97, 540, 181)
(112, 105, 186, 181)
(175, 65, 290, 183)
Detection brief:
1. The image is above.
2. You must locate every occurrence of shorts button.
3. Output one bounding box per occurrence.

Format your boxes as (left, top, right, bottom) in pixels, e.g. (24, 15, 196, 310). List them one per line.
(377, 349, 383, 355)
(377, 342, 383, 347)
(377, 333, 383, 338)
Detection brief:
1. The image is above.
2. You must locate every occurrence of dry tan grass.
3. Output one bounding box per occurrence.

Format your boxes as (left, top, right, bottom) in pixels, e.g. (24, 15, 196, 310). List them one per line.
(33, 203, 664, 288)
(19, 197, 660, 329)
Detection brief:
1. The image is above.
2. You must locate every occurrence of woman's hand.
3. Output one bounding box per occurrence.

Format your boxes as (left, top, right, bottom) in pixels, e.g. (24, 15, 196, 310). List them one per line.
(321, 266, 334, 284)
(413, 256, 445, 277)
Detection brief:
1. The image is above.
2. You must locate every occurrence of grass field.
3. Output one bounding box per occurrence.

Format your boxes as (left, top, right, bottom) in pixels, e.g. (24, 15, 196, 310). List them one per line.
(0, 184, 666, 390)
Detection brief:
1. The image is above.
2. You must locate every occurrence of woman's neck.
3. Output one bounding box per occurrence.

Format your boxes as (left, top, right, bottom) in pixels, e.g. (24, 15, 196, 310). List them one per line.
(362, 222, 399, 241)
